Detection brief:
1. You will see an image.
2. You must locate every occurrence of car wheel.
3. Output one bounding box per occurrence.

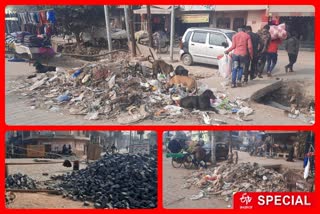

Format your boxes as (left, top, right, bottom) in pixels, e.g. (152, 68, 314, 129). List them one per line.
(182, 54, 193, 66)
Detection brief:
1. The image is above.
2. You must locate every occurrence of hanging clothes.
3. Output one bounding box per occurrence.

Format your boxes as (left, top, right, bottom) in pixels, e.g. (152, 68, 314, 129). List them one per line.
(46, 10, 56, 24)
(39, 10, 48, 25)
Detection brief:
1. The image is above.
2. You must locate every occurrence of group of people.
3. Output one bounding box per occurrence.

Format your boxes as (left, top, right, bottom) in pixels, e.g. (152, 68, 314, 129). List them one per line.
(62, 144, 72, 155)
(225, 24, 300, 88)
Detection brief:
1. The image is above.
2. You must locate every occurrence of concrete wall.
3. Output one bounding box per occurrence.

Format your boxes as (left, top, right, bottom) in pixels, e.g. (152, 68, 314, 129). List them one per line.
(247, 10, 267, 32)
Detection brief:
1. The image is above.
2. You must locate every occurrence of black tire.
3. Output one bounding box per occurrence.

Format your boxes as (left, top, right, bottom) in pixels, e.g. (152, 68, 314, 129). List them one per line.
(182, 53, 193, 66)
(183, 154, 193, 169)
(171, 158, 182, 168)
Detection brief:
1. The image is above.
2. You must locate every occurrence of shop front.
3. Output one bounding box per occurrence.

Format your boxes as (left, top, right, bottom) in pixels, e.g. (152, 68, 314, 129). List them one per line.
(268, 5, 314, 48)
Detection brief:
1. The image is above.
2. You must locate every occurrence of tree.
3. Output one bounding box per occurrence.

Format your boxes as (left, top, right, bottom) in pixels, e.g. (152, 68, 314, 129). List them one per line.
(55, 6, 105, 44)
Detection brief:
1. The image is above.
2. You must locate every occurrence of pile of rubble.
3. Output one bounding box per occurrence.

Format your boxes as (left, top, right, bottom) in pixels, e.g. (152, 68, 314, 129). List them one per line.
(10, 56, 256, 124)
(50, 153, 157, 209)
(184, 163, 287, 197)
(6, 173, 37, 190)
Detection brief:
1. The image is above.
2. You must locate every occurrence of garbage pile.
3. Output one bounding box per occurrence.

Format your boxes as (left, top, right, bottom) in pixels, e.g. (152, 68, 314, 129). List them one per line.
(13, 60, 174, 123)
(184, 163, 287, 197)
(10, 56, 257, 124)
(51, 153, 157, 209)
(6, 173, 37, 190)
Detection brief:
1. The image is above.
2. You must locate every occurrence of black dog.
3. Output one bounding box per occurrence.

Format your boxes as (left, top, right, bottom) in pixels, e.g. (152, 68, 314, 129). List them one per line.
(175, 65, 189, 76)
(33, 61, 56, 73)
(180, 89, 218, 113)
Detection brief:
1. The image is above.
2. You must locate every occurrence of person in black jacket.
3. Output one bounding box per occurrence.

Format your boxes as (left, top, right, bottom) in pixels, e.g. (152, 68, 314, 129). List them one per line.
(285, 32, 300, 72)
(244, 25, 261, 82)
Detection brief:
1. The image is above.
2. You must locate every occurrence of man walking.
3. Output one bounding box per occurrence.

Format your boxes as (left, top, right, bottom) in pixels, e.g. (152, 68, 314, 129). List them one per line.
(257, 25, 271, 78)
(244, 25, 261, 82)
(285, 31, 300, 72)
(266, 38, 282, 77)
(225, 26, 253, 88)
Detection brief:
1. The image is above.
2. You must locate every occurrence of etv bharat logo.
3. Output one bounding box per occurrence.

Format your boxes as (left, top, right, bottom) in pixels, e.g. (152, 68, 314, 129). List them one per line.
(239, 193, 253, 209)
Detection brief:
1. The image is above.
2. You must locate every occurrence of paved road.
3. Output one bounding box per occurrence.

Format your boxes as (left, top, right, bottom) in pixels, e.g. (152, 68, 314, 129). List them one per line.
(5, 50, 314, 125)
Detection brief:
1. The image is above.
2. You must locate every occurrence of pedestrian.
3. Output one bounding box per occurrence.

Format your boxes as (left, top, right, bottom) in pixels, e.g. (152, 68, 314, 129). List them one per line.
(257, 25, 271, 78)
(62, 144, 67, 155)
(225, 26, 253, 88)
(285, 31, 300, 73)
(266, 38, 282, 77)
(68, 144, 72, 155)
(111, 143, 117, 154)
(244, 25, 261, 82)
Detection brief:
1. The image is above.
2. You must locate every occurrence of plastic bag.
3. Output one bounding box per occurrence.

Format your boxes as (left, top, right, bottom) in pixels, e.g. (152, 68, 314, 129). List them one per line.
(218, 54, 232, 78)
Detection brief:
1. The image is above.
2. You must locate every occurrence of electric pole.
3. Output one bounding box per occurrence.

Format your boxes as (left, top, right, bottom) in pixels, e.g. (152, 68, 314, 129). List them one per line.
(104, 6, 112, 51)
(146, 6, 152, 47)
(169, 5, 175, 61)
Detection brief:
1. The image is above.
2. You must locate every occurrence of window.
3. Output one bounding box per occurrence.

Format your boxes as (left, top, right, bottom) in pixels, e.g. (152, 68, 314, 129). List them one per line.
(191, 32, 207, 44)
(217, 18, 231, 29)
(233, 18, 245, 31)
(184, 31, 192, 42)
(209, 33, 227, 46)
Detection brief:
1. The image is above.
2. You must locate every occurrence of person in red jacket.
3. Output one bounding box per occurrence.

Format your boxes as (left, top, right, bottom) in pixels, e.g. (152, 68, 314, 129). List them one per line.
(225, 27, 253, 88)
(266, 38, 282, 77)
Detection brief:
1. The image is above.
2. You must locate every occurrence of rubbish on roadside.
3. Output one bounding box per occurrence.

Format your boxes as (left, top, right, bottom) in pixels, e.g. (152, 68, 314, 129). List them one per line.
(190, 191, 205, 200)
(163, 105, 183, 116)
(184, 162, 287, 198)
(84, 112, 99, 120)
(71, 69, 82, 78)
(236, 107, 254, 116)
(202, 112, 211, 124)
(57, 92, 72, 102)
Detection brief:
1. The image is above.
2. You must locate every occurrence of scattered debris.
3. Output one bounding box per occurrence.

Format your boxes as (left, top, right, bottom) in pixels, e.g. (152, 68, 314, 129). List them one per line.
(184, 162, 287, 198)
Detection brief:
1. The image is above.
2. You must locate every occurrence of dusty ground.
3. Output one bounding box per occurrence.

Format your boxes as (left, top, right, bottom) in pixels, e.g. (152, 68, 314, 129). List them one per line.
(163, 154, 230, 209)
(163, 150, 304, 209)
(6, 158, 87, 181)
(6, 192, 93, 209)
(5, 158, 92, 208)
(5, 49, 314, 125)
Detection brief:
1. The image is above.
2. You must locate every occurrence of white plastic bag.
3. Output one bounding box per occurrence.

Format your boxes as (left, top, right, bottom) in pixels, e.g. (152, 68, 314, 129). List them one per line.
(218, 54, 232, 78)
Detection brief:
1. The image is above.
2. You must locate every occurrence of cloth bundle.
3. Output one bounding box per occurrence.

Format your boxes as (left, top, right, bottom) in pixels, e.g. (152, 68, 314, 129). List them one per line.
(269, 23, 288, 40)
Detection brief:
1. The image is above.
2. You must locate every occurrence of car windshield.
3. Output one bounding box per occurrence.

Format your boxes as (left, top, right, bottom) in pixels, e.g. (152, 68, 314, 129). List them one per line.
(225, 32, 236, 41)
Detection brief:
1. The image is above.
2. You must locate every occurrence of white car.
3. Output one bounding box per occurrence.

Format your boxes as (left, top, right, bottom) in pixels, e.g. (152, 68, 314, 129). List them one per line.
(179, 27, 235, 66)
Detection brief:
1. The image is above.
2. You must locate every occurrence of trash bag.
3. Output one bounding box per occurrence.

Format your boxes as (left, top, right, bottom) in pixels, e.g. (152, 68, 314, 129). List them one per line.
(218, 54, 232, 78)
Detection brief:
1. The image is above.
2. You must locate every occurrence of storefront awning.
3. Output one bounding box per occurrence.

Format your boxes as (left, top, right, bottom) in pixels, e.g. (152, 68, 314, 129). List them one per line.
(268, 5, 314, 16)
(214, 5, 267, 11)
(134, 5, 172, 15)
(180, 14, 209, 23)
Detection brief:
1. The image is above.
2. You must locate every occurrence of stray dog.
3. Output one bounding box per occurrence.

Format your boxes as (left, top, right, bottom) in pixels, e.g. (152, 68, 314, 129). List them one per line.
(166, 75, 197, 93)
(148, 57, 174, 78)
(174, 65, 189, 76)
(33, 61, 56, 73)
(180, 89, 218, 112)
